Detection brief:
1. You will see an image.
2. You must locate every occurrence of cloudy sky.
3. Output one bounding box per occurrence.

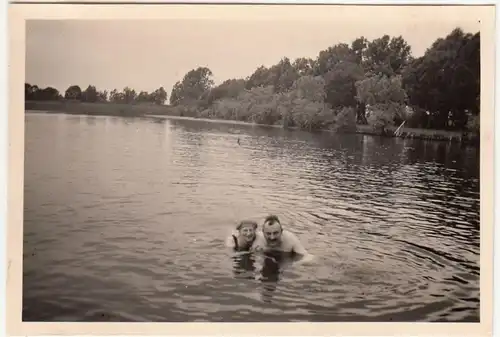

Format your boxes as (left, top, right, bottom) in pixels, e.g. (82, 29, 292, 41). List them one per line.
(25, 5, 481, 97)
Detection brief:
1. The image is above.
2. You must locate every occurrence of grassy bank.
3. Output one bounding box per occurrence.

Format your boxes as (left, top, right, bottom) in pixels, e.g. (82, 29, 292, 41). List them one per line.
(25, 100, 478, 145)
(25, 100, 175, 117)
(354, 124, 475, 143)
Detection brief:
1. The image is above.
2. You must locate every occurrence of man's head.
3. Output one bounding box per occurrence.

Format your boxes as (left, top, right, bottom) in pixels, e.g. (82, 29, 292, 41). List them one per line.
(236, 220, 258, 241)
(262, 215, 283, 247)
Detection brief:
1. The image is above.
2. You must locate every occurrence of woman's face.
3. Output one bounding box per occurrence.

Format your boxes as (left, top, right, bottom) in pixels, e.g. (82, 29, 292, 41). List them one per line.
(239, 225, 256, 241)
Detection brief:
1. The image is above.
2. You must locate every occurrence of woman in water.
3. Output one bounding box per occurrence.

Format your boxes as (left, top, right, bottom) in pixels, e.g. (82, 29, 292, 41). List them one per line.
(226, 220, 261, 280)
(225, 220, 260, 252)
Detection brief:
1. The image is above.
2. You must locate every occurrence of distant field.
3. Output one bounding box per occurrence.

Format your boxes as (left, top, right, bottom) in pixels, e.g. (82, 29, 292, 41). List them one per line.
(25, 100, 174, 117)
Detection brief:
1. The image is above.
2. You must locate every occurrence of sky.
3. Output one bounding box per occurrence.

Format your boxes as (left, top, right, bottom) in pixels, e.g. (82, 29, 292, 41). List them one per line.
(25, 6, 482, 98)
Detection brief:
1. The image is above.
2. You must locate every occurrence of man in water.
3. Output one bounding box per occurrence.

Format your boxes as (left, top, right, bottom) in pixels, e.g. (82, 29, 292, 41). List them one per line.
(252, 215, 314, 264)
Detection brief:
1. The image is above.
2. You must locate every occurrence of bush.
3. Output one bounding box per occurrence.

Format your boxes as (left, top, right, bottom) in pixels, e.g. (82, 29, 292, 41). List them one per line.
(466, 114, 480, 134)
(333, 107, 357, 132)
(366, 102, 407, 133)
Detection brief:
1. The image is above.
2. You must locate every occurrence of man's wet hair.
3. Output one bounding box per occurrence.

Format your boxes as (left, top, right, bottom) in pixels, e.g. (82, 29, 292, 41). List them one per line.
(263, 215, 282, 229)
(236, 220, 258, 230)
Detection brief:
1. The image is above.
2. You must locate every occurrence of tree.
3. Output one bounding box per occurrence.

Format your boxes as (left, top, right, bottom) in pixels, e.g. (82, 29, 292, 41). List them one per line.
(170, 67, 214, 105)
(283, 76, 334, 130)
(324, 61, 364, 110)
(239, 85, 278, 123)
(315, 43, 357, 75)
(65, 85, 82, 100)
(25, 83, 39, 100)
(122, 87, 137, 104)
(169, 81, 184, 105)
(199, 78, 246, 108)
(150, 87, 167, 105)
(81, 85, 98, 102)
(290, 98, 333, 130)
(39, 87, 61, 100)
(97, 90, 108, 102)
(269, 57, 299, 93)
(292, 57, 316, 76)
(25, 83, 61, 101)
(351, 36, 368, 65)
(333, 107, 357, 132)
(245, 65, 274, 90)
(402, 28, 479, 129)
(136, 91, 151, 103)
(355, 74, 408, 133)
(245, 57, 300, 93)
(109, 89, 124, 103)
(290, 75, 327, 102)
(363, 35, 413, 76)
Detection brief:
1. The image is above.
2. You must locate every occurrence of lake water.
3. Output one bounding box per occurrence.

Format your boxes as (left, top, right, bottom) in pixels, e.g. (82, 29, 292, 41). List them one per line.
(23, 112, 480, 322)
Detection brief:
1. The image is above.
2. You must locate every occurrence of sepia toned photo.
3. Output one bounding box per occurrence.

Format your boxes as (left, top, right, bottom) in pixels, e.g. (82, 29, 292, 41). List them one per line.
(6, 2, 495, 336)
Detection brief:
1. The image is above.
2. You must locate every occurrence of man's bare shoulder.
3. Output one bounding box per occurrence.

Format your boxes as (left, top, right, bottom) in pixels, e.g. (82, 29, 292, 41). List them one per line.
(283, 229, 309, 254)
(283, 229, 299, 240)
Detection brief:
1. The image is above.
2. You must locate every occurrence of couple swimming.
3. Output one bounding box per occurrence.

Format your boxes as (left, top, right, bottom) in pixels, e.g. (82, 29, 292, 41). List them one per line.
(225, 215, 314, 265)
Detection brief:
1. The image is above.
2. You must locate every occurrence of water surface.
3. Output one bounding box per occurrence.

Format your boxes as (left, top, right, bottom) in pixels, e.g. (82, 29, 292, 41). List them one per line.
(23, 112, 480, 322)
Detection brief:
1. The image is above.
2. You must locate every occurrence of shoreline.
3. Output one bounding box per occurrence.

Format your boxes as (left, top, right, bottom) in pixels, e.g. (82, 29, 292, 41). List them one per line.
(24, 103, 479, 145)
(151, 114, 478, 144)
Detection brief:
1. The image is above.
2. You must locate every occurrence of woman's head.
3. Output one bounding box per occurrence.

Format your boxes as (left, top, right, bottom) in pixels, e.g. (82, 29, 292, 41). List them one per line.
(236, 220, 258, 241)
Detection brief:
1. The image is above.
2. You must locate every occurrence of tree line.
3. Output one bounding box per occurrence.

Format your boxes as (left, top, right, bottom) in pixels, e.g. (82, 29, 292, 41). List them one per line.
(25, 27, 479, 134)
(25, 84, 168, 105)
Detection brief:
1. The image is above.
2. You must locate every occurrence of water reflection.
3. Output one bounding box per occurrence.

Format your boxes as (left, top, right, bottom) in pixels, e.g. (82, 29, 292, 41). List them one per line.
(150, 116, 168, 125)
(259, 254, 281, 303)
(232, 254, 256, 279)
(231, 251, 300, 304)
(85, 116, 98, 126)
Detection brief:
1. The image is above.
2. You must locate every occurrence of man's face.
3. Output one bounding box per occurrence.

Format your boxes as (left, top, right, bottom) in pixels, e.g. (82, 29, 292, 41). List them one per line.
(263, 222, 282, 247)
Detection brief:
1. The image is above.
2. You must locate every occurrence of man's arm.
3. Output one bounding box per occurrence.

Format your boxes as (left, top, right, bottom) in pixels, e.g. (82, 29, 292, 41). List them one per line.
(290, 233, 315, 264)
(288, 232, 307, 255)
(250, 234, 266, 252)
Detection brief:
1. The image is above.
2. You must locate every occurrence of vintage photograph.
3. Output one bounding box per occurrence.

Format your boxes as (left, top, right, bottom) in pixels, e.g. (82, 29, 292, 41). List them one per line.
(17, 4, 488, 327)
